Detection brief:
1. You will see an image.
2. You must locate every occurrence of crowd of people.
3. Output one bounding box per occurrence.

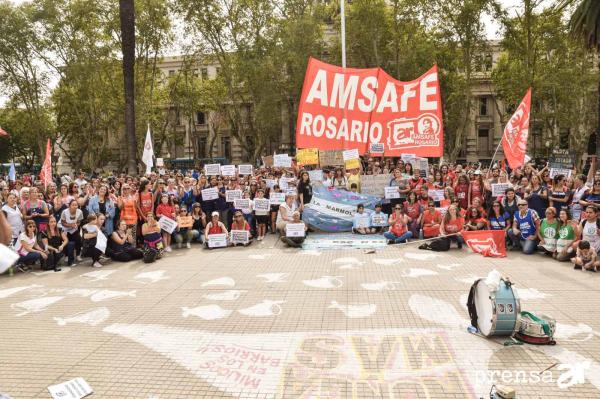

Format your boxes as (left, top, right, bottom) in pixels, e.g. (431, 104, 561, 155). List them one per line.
(1, 154, 600, 274)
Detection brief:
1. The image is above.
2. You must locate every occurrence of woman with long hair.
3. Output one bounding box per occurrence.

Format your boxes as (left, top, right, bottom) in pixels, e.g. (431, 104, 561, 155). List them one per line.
(468, 172, 485, 208)
(297, 171, 312, 212)
(42, 215, 69, 271)
(464, 206, 488, 231)
(440, 204, 465, 249)
(384, 204, 412, 244)
(403, 191, 422, 238)
(87, 185, 117, 234)
(538, 206, 559, 256)
(15, 220, 47, 271)
(82, 213, 106, 268)
(60, 199, 84, 266)
(555, 209, 577, 261)
(525, 174, 548, 218)
(453, 175, 470, 211)
(109, 220, 143, 262)
(488, 200, 512, 238)
(548, 175, 570, 216)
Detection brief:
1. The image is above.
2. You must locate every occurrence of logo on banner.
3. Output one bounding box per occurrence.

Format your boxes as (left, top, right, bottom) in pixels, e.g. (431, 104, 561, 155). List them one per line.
(466, 237, 502, 257)
(387, 114, 441, 150)
(504, 103, 529, 153)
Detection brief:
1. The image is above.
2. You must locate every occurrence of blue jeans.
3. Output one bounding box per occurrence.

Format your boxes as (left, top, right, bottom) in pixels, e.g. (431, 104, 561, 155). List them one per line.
(508, 230, 538, 254)
(19, 252, 42, 266)
(447, 235, 465, 246)
(384, 231, 413, 243)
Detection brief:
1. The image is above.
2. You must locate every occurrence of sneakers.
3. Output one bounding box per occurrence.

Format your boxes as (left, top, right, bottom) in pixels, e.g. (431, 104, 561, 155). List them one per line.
(186, 243, 191, 249)
(257, 236, 263, 241)
(92, 261, 103, 268)
(177, 243, 182, 249)
(165, 246, 172, 252)
(574, 264, 582, 270)
(76, 255, 83, 262)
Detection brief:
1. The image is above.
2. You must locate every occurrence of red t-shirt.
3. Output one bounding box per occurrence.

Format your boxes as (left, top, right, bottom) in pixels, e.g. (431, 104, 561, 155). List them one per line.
(403, 201, 421, 220)
(156, 203, 175, 219)
(390, 214, 408, 236)
(444, 217, 464, 234)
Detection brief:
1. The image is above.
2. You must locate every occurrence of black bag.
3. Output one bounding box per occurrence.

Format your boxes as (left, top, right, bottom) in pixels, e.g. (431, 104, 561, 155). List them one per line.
(143, 247, 158, 263)
(428, 238, 450, 252)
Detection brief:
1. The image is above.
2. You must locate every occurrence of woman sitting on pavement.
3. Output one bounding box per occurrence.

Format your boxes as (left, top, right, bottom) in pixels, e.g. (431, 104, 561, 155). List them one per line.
(464, 206, 488, 231)
(15, 220, 48, 271)
(141, 212, 165, 257)
(81, 213, 106, 268)
(421, 201, 442, 239)
(353, 204, 374, 234)
(204, 211, 229, 248)
(41, 215, 69, 271)
(488, 200, 512, 238)
(555, 209, 578, 261)
(280, 211, 307, 248)
(230, 210, 252, 246)
(276, 193, 297, 235)
(109, 220, 143, 262)
(439, 204, 465, 249)
(538, 206, 559, 256)
(190, 202, 206, 243)
(384, 204, 412, 244)
(174, 207, 194, 249)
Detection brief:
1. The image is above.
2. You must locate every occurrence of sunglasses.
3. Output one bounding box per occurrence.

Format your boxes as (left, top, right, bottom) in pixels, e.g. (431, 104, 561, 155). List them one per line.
(518, 204, 527, 206)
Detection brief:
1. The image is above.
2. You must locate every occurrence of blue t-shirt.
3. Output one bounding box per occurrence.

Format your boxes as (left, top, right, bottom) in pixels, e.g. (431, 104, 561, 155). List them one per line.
(489, 212, 511, 230)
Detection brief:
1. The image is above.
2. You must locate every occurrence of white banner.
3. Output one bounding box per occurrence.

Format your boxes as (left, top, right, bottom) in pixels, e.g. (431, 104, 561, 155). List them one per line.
(304, 196, 356, 220)
(95, 229, 107, 254)
(254, 198, 270, 213)
(234, 198, 250, 210)
(269, 192, 285, 205)
(279, 176, 295, 190)
(429, 189, 445, 202)
(491, 183, 511, 198)
(221, 165, 236, 176)
(230, 230, 249, 244)
(238, 165, 253, 175)
(265, 179, 277, 189)
(205, 164, 221, 176)
(549, 168, 573, 179)
(342, 148, 359, 161)
(274, 154, 292, 168)
(0, 243, 20, 274)
(286, 223, 306, 237)
(158, 216, 178, 234)
(226, 190, 242, 203)
(308, 170, 323, 182)
(208, 233, 228, 248)
(201, 187, 219, 201)
(384, 186, 400, 199)
(354, 214, 371, 229)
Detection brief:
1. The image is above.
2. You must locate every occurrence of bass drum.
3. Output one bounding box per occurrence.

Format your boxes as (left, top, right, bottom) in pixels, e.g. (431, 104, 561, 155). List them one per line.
(468, 278, 520, 337)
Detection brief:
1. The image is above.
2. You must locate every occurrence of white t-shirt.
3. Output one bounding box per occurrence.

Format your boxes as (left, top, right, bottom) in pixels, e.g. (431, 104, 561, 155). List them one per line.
(60, 208, 83, 234)
(15, 232, 36, 256)
(2, 204, 23, 239)
(276, 202, 297, 224)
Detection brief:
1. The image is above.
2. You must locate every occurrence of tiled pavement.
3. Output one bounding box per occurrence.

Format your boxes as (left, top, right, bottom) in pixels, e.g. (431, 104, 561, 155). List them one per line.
(1, 235, 600, 398)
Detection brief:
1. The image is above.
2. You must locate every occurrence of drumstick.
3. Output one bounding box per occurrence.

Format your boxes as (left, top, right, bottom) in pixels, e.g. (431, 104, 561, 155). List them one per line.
(539, 362, 559, 374)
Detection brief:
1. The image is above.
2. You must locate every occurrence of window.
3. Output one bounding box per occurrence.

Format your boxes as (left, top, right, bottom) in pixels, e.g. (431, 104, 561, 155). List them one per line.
(168, 70, 175, 76)
(196, 111, 206, 125)
(479, 97, 488, 116)
(201, 68, 208, 80)
(484, 54, 493, 71)
(221, 137, 231, 160)
(478, 128, 489, 138)
(244, 135, 255, 162)
(198, 136, 207, 158)
(192, 69, 198, 77)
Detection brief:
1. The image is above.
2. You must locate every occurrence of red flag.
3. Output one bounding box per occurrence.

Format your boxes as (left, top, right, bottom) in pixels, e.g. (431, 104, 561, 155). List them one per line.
(461, 230, 506, 258)
(39, 139, 52, 188)
(502, 88, 531, 169)
(0, 126, 8, 137)
(296, 58, 444, 157)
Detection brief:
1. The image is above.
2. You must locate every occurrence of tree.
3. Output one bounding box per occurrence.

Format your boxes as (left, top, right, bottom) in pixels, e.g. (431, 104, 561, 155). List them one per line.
(119, 0, 138, 175)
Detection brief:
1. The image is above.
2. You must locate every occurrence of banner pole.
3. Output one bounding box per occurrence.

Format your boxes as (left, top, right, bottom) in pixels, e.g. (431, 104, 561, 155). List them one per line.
(340, 0, 346, 68)
(488, 139, 503, 172)
(389, 232, 462, 247)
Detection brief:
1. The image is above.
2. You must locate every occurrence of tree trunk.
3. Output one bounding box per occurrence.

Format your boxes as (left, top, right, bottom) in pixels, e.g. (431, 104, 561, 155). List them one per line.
(119, 0, 137, 175)
(597, 61, 600, 157)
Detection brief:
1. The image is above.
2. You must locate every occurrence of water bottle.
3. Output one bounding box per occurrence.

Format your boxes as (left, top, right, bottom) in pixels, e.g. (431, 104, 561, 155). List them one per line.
(467, 326, 478, 334)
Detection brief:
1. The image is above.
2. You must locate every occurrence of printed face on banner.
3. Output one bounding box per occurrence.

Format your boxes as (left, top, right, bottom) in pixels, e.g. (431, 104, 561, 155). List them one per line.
(296, 58, 443, 157)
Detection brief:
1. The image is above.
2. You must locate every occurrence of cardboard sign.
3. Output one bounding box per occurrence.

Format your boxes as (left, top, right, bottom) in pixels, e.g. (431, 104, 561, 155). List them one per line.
(549, 168, 573, 179)
(318, 150, 344, 166)
(205, 164, 221, 176)
(234, 198, 251, 210)
(308, 169, 323, 182)
(158, 216, 178, 234)
(370, 142, 384, 155)
(156, 158, 164, 167)
(345, 158, 361, 170)
(230, 230, 249, 244)
(371, 213, 388, 227)
(238, 164, 253, 175)
(254, 198, 270, 213)
(296, 148, 319, 165)
(491, 183, 511, 198)
(384, 186, 400, 199)
(178, 215, 193, 228)
(48, 378, 93, 399)
(208, 233, 228, 248)
(201, 187, 219, 201)
(360, 174, 392, 197)
(429, 189, 445, 202)
(226, 190, 242, 203)
(286, 223, 306, 237)
(274, 154, 292, 168)
(95, 229, 107, 254)
(269, 192, 285, 205)
(262, 155, 274, 167)
(221, 165, 236, 176)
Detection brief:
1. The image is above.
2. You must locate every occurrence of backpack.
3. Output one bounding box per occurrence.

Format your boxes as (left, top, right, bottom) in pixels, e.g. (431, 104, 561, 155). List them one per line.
(429, 237, 451, 252)
(143, 247, 158, 263)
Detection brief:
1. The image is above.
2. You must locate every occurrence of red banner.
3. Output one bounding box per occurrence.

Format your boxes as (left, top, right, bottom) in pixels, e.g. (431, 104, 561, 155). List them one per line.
(39, 139, 52, 188)
(502, 88, 531, 169)
(461, 230, 506, 258)
(296, 58, 443, 157)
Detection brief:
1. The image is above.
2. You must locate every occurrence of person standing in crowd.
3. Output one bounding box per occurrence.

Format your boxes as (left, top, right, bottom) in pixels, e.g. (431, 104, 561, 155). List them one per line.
(403, 191, 422, 238)
(254, 189, 269, 241)
(137, 179, 154, 225)
(384, 205, 412, 244)
(41, 215, 69, 271)
(387, 168, 410, 214)
(87, 185, 117, 235)
(118, 184, 139, 244)
(570, 174, 589, 221)
(454, 175, 470, 211)
(580, 180, 600, 209)
(525, 174, 548, 218)
(468, 171, 485, 208)
(297, 171, 313, 211)
(332, 168, 348, 190)
(60, 199, 83, 266)
(2, 193, 23, 245)
(509, 199, 540, 254)
(548, 175, 570, 215)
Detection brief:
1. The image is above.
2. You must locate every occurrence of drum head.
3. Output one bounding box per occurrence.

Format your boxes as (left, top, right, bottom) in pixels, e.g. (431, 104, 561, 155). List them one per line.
(474, 280, 493, 336)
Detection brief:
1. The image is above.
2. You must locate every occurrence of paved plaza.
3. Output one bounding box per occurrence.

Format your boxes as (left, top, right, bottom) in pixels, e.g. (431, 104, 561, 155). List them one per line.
(1, 235, 600, 399)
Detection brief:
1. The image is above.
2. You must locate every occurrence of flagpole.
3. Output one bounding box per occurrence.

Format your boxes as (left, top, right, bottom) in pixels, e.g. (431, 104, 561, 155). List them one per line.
(489, 139, 503, 171)
(340, 0, 346, 68)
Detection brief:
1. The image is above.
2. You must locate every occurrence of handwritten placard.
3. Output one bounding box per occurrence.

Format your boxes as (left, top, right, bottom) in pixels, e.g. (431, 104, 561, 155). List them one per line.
(286, 223, 306, 237)
(274, 154, 292, 168)
(319, 150, 344, 166)
(234, 198, 250, 210)
(220, 165, 236, 176)
(361, 174, 392, 197)
(226, 190, 242, 203)
(205, 164, 221, 176)
(269, 192, 285, 205)
(384, 186, 400, 199)
(238, 164, 253, 175)
(178, 215, 193, 228)
(158, 216, 178, 234)
(369, 142, 384, 155)
(230, 230, 249, 245)
(254, 198, 270, 213)
(343, 148, 359, 161)
(201, 187, 219, 201)
(429, 189, 445, 202)
(491, 183, 511, 198)
(371, 213, 388, 227)
(308, 169, 323, 182)
(208, 233, 228, 248)
(296, 148, 319, 165)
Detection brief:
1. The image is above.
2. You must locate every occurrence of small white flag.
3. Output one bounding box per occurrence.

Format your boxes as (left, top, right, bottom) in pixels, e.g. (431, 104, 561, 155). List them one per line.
(142, 124, 154, 173)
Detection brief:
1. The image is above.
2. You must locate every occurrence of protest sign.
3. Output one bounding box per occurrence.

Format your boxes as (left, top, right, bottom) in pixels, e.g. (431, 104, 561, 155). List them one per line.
(286, 223, 306, 237)
(269, 192, 285, 205)
(238, 164, 253, 175)
(549, 168, 573, 178)
(418, 158, 429, 178)
(208, 233, 228, 248)
(265, 179, 277, 189)
(274, 154, 292, 168)
(296, 58, 443, 157)
(345, 158, 361, 170)
(296, 148, 319, 165)
(549, 148, 575, 169)
(401, 154, 417, 164)
(360, 174, 392, 197)
(491, 183, 511, 198)
(0, 244, 19, 274)
(48, 377, 93, 399)
(279, 176, 295, 190)
(205, 164, 221, 176)
(234, 198, 251, 210)
(343, 148, 360, 161)
(254, 198, 270, 213)
(262, 155, 274, 167)
(201, 187, 219, 201)
(369, 142, 384, 155)
(384, 186, 400, 199)
(95, 230, 107, 253)
(156, 158, 164, 167)
(226, 190, 242, 203)
(230, 230, 249, 245)
(371, 213, 388, 227)
(318, 150, 344, 166)
(429, 189, 445, 202)
(220, 165, 236, 176)
(178, 215, 193, 228)
(354, 214, 370, 229)
(308, 169, 323, 182)
(158, 216, 178, 234)
(436, 207, 448, 216)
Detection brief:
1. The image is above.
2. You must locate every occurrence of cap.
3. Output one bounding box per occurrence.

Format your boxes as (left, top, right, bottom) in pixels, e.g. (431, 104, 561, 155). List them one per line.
(211, 211, 219, 217)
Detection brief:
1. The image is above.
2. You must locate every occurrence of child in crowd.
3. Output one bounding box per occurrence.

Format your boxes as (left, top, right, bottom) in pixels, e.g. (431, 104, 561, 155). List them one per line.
(571, 240, 597, 271)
